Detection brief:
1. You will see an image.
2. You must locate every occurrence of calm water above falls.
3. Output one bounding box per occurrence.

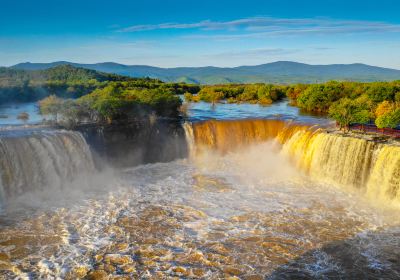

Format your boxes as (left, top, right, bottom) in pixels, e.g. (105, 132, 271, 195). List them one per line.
(186, 99, 331, 125)
(0, 102, 42, 126)
(0, 99, 331, 126)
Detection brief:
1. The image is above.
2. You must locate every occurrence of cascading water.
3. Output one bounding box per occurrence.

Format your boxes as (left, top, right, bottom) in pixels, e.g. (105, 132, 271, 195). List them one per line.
(282, 129, 400, 205)
(186, 119, 400, 206)
(0, 130, 95, 205)
(185, 119, 309, 155)
(1, 120, 400, 279)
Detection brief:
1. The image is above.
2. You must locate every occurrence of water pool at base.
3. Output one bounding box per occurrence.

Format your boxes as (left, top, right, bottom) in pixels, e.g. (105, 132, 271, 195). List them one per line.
(0, 141, 399, 279)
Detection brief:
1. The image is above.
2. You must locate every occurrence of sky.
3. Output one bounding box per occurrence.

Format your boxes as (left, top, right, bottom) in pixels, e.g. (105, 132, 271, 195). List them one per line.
(1, 0, 400, 68)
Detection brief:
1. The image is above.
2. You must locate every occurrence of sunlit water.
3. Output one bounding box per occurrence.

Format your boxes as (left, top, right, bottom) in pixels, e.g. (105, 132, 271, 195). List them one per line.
(0, 102, 399, 279)
(185, 99, 331, 125)
(0, 99, 330, 127)
(0, 142, 399, 279)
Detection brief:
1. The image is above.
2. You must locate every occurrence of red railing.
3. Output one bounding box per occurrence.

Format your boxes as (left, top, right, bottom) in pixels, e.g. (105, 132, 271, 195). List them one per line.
(348, 123, 400, 138)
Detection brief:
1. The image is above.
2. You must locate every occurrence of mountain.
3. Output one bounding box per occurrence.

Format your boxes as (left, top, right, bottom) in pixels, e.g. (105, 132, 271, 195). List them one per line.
(11, 61, 400, 84)
(0, 64, 134, 87)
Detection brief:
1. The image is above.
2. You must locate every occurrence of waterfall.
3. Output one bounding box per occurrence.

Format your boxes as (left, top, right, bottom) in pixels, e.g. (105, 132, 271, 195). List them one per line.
(183, 122, 196, 159)
(0, 130, 95, 204)
(184, 119, 400, 205)
(282, 130, 376, 187)
(282, 129, 400, 205)
(367, 146, 400, 203)
(186, 119, 310, 155)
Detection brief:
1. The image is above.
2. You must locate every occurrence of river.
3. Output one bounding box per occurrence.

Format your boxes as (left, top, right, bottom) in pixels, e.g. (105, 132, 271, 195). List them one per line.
(0, 101, 399, 279)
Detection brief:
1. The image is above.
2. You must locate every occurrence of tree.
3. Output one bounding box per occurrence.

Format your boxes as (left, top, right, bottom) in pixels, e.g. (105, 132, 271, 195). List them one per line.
(184, 92, 195, 102)
(58, 100, 87, 128)
(329, 98, 370, 131)
(17, 112, 29, 123)
(366, 83, 396, 103)
(375, 101, 395, 118)
(375, 108, 400, 129)
(38, 95, 64, 121)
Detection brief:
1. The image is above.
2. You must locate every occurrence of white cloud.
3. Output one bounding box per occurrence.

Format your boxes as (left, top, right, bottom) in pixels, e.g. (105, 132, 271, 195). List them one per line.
(118, 16, 400, 37)
(205, 48, 300, 59)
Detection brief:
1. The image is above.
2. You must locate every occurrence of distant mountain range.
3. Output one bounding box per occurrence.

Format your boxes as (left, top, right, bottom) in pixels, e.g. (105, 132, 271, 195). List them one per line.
(11, 61, 400, 84)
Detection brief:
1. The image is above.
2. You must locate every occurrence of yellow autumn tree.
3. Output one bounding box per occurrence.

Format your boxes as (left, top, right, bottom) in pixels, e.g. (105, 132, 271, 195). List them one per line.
(375, 101, 395, 118)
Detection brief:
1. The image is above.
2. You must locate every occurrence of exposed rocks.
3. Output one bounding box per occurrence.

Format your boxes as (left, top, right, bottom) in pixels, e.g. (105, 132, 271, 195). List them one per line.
(76, 119, 188, 168)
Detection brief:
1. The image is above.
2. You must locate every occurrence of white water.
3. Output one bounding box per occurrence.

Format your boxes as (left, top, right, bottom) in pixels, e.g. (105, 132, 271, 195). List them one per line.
(0, 140, 399, 278)
(0, 123, 399, 279)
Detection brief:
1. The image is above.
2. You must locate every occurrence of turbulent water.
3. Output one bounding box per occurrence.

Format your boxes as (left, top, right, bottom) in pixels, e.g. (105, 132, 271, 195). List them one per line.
(0, 120, 400, 279)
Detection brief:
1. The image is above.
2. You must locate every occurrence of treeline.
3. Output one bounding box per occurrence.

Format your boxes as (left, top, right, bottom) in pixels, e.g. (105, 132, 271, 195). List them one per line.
(0, 65, 200, 104)
(184, 84, 286, 104)
(286, 81, 400, 129)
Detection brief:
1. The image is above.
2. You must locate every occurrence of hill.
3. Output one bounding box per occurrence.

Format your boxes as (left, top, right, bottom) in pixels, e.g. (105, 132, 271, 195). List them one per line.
(11, 61, 400, 84)
(0, 64, 134, 87)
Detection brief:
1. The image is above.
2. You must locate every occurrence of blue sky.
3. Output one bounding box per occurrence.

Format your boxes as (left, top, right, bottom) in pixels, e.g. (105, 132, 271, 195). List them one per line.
(1, 0, 400, 68)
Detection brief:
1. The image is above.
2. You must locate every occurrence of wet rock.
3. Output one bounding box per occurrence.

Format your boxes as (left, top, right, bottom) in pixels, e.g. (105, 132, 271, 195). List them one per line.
(141, 259, 157, 268)
(135, 248, 157, 259)
(0, 261, 16, 273)
(207, 243, 230, 255)
(179, 251, 210, 266)
(223, 266, 243, 276)
(0, 252, 10, 262)
(111, 243, 129, 252)
(110, 276, 131, 280)
(86, 269, 109, 280)
(172, 266, 190, 277)
(65, 266, 89, 279)
(191, 267, 207, 277)
(104, 263, 116, 274)
(94, 254, 104, 263)
(104, 254, 133, 266)
(243, 274, 264, 280)
(119, 264, 136, 274)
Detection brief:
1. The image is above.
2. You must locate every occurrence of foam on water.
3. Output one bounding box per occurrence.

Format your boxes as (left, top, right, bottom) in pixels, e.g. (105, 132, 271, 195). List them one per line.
(0, 118, 400, 278)
(1, 140, 399, 278)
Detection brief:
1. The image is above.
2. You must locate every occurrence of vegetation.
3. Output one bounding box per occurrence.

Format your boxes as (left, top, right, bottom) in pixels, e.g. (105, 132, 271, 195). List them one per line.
(184, 80, 400, 130)
(184, 84, 286, 104)
(39, 82, 184, 127)
(16, 112, 29, 123)
(4, 64, 400, 130)
(328, 98, 370, 131)
(286, 81, 400, 130)
(0, 65, 199, 104)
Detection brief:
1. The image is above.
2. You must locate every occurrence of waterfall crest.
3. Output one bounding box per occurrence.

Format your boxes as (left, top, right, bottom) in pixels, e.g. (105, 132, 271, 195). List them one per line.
(0, 130, 95, 203)
(187, 119, 310, 155)
(185, 119, 400, 205)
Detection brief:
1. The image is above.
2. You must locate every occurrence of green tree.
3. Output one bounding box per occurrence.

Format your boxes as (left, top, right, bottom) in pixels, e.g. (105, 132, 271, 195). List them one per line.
(375, 108, 400, 129)
(329, 98, 370, 131)
(38, 95, 64, 121)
